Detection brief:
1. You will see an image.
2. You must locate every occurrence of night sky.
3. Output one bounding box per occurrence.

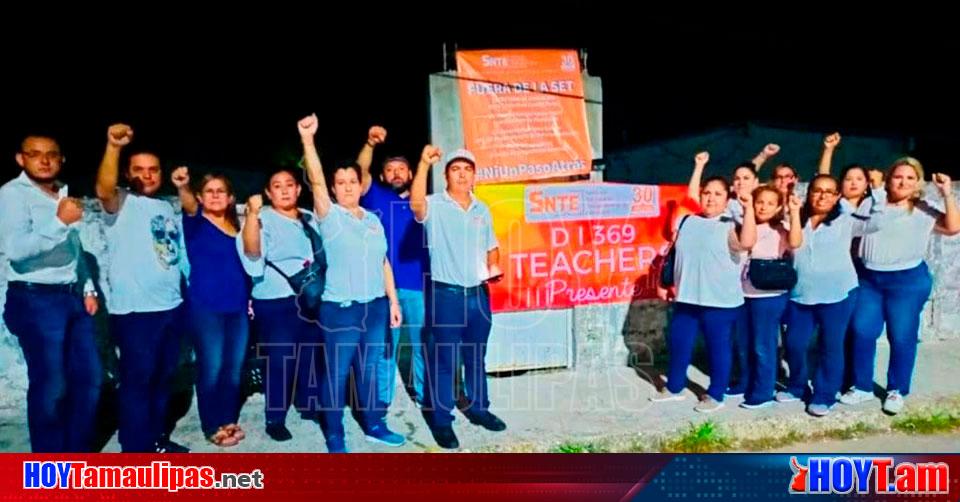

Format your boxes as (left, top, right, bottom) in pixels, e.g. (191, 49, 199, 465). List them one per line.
(3, 10, 958, 197)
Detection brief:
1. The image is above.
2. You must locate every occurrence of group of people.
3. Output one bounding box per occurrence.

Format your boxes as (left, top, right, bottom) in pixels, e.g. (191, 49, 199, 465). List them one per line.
(1, 116, 505, 453)
(3, 121, 956, 455)
(653, 133, 959, 418)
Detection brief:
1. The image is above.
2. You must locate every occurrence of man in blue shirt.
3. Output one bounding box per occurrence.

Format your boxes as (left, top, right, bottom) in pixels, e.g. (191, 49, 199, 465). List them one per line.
(357, 126, 430, 410)
(0, 134, 102, 452)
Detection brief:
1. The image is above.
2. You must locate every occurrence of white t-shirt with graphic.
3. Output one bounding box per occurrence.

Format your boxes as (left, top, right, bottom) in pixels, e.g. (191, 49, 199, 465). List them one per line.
(103, 189, 184, 314)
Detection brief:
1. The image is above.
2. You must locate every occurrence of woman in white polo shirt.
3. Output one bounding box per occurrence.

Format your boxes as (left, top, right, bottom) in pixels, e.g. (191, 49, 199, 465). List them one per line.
(844, 158, 958, 414)
(652, 152, 757, 414)
(298, 114, 405, 453)
(779, 174, 885, 417)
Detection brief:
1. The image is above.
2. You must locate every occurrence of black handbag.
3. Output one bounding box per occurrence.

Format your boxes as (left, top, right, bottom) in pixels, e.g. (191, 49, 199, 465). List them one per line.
(266, 212, 327, 322)
(659, 215, 690, 288)
(747, 257, 798, 290)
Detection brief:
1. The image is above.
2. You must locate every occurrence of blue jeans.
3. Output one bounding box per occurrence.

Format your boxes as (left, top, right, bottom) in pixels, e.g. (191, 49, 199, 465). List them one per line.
(318, 297, 389, 438)
(252, 297, 322, 425)
(728, 305, 750, 394)
(743, 294, 790, 405)
(4, 285, 102, 452)
(190, 305, 249, 437)
(665, 302, 739, 402)
(377, 288, 426, 407)
(850, 263, 932, 396)
(783, 294, 855, 406)
(425, 283, 493, 427)
(112, 305, 185, 452)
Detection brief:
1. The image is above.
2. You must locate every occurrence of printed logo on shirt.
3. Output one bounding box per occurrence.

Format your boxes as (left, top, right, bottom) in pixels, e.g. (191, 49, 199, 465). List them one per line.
(150, 215, 181, 269)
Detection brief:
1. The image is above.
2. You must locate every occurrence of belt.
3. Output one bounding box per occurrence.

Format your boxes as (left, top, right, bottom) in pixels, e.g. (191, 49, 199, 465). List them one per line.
(432, 281, 487, 296)
(7, 281, 77, 294)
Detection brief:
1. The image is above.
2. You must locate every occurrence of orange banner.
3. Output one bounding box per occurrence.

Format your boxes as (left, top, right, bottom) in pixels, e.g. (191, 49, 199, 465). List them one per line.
(475, 183, 696, 313)
(457, 49, 593, 184)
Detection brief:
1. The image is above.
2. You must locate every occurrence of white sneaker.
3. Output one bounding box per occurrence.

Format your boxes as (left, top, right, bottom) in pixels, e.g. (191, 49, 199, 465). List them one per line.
(839, 389, 875, 406)
(694, 397, 725, 413)
(775, 391, 801, 403)
(807, 404, 833, 417)
(739, 400, 774, 410)
(650, 389, 686, 402)
(883, 391, 905, 414)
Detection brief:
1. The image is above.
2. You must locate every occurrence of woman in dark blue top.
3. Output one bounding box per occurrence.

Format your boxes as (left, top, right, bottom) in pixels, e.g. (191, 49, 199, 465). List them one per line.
(173, 167, 250, 447)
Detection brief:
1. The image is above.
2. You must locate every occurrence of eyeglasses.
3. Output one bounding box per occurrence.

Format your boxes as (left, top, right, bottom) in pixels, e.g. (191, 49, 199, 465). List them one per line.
(810, 188, 839, 196)
(21, 150, 62, 162)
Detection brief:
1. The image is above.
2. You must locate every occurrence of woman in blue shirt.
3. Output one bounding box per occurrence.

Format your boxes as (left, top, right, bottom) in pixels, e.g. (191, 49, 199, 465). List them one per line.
(173, 168, 250, 447)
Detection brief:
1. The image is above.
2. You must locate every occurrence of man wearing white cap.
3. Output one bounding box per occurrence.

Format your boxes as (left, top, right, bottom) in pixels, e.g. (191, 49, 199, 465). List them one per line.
(410, 145, 505, 449)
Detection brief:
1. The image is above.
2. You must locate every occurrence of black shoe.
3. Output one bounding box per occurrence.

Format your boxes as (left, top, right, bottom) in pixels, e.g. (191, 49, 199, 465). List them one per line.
(429, 425, 460, 449)
(155, 436, 190, 453)
(265, 422, 293, 442)
(465, 411, 507, 432)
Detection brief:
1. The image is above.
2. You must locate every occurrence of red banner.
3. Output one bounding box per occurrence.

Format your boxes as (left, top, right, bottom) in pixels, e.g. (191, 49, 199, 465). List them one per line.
(0, 453, 674, 501)
(476, 183, 695, 313)
(4, 454, 959, 500)
(457, 49, 593, 184)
